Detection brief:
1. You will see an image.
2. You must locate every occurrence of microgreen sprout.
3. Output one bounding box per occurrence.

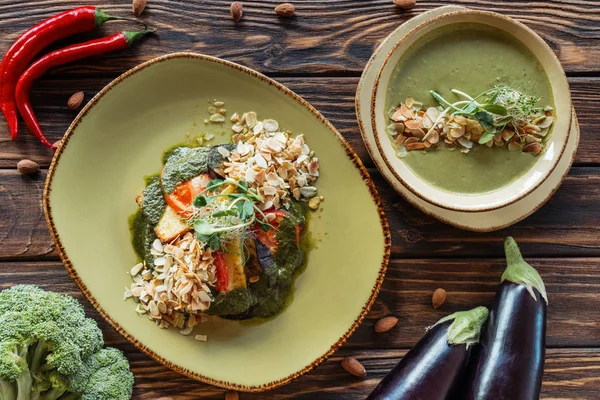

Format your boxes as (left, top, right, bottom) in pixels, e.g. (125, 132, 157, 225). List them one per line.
(428, 86, 544, 144)
(190, 178, 273, 251)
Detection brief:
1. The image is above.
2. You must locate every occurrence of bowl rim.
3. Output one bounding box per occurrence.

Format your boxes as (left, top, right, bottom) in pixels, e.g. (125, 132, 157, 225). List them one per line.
(370, 9, 573, 213)
(42, 52, 391, 392)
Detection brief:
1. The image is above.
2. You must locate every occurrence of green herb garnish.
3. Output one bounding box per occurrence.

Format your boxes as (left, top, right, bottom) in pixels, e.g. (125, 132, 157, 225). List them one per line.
(190, 178, 273, 250)
(427, 86, 543, 144)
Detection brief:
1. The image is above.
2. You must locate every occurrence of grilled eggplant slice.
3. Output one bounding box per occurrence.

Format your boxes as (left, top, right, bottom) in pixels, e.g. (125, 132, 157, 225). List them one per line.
(208, 143, 237, 179)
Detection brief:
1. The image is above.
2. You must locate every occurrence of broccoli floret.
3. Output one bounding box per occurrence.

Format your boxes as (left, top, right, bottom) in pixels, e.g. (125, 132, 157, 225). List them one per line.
(67, 348, 133, 400)
(0, 286, 134, 400)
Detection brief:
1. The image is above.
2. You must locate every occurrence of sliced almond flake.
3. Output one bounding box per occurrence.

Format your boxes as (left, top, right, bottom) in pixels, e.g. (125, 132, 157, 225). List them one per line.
(152, 239, 164, 253)
(209, 113, 225, 123)
(180, 326, 193, 336)
(195, 334, 208, 342)
(263, 119, 279, 132)
(131, 263, 144, 276)
(457, 137, 473, 149)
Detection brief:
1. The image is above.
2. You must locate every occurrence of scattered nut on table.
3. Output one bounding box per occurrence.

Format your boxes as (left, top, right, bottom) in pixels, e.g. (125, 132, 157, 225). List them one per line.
(17, 159, 39, 175)
(230, 2, 243, 22)
(132, 0, 147, 16)
(275, 3, 296, 17)
(67, 91, 84, 110)
(393, 0, 416, 10)
(432, 288, 447, 309)
(375, 316, 399, 333)
(342, 357, 367, 377)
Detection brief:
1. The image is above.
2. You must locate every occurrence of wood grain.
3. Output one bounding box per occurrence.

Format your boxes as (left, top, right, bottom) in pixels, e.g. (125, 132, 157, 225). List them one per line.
(0, 1, 598, 77)
(1, 261, 599, 398)
(1, 1, 599, 398)
(123, 348, 600, 399)
(2, 258, 599, 349)
(1, 77, 599, 168)
(1, 166, 599, 261)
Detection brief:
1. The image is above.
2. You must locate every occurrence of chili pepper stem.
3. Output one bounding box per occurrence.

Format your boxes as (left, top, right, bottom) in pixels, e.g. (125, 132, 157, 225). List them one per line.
(94, 8, 147, 28)
(123, 29, 157, 45)
(502, 237, 548, 304)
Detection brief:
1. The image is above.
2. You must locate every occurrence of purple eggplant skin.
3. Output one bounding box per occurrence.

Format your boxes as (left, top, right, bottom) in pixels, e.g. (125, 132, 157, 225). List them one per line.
(466, 237, 548, 400)
(466, 283, 546, 400)
(367, 321, 470, 400)
(367, 307, 489, 400)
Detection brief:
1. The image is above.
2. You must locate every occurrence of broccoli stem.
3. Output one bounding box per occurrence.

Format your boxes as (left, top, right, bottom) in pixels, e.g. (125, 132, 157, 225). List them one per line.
(29, 339, 48, 373)
(38, 387, 67, 400)
(15, 369, 32, 400)
(0, 380, 17, 400)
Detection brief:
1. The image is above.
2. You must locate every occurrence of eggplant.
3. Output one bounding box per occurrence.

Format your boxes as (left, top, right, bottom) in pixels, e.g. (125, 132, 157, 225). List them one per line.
(466, 237, 547, 400)
(367, 306, 489, 400)
(208, 143, 237, 179)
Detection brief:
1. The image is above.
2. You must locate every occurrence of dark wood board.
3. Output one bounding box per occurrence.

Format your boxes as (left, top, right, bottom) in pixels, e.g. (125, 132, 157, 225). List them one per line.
(1, 77, 599, 168)
(0, 1, 599, 398)
(1, 261, 599, 398)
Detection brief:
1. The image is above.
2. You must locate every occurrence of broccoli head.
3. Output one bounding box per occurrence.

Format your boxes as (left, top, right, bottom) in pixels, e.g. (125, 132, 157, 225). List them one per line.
(0, 285, 134, 400)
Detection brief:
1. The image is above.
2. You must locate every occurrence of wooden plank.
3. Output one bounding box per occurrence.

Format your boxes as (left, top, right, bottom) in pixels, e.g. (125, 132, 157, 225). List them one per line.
(118, 348, 600, 399)
(0, 1, 598, 77)
(0, 259, 600, 400)
(1, 258, 599, 349)
(0, 77, 598, 168)
(1, 166, 599, 260)
(1, 261, 598, 398)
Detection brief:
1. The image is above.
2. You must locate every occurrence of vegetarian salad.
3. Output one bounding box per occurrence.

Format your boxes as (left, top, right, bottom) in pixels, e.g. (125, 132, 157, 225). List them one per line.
(126, 107, 322, 337)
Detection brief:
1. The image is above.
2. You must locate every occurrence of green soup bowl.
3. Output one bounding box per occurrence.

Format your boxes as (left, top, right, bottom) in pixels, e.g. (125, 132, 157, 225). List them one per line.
(371, 9, 572, 213)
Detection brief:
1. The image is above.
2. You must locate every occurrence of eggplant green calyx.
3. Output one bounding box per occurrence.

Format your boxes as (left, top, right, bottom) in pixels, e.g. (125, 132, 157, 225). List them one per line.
(502, 236, 548, 304)
(428, 306, 489, 348)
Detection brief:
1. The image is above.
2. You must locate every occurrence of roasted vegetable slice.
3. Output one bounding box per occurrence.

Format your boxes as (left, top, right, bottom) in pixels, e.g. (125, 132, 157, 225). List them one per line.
(207, 143, 236, 179)
(154, 206, 189, 243)
(222, 237, 248, 292)
(466, 237, 547, 400)
(367, 307, 489, 400)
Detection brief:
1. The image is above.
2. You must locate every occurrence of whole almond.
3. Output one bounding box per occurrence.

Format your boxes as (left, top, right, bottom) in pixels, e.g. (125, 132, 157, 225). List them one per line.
(132, 0, 147, 17)
(67, 91, 84, 110)
(230, 2, 243, 22)
(375, 316, 398, 333)
(275, 3, 295, 17)
(225, 391, 239, 400)
(17, 159, 39, 175)
(393, 0, 416, 10)
(432, 288, 447, 309)
(341, 357, 366, 378)
(52, 139, 63, 149)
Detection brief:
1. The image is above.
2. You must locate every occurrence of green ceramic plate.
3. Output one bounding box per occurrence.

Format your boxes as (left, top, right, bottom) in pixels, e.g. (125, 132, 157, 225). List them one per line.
(44, 53, 390, 391)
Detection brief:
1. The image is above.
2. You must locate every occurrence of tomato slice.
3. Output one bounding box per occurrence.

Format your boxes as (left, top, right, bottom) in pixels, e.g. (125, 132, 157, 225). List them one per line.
(163, 174, 211, 217)
(213, 250, 229, 292)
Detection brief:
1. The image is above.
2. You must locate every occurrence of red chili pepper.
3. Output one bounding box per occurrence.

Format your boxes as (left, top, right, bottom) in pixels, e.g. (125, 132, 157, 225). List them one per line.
(15, 30, 155, 149)
(0, 6, 142, 140)
(213, 251, 229, 292)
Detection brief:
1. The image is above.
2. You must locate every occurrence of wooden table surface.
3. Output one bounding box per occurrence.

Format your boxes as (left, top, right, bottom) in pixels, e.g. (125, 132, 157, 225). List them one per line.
(1, 0, 599, 398)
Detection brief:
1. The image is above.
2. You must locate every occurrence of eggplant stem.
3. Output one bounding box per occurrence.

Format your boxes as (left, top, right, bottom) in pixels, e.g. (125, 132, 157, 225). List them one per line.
(428, 306, 489, 347)
(502, 237, 548, 304)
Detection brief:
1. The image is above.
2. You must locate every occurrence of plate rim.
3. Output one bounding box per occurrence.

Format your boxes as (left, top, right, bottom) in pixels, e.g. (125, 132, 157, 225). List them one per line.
(42, 52, 391, 392)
